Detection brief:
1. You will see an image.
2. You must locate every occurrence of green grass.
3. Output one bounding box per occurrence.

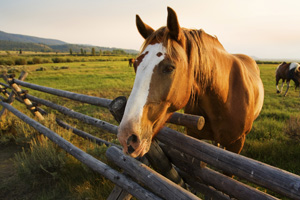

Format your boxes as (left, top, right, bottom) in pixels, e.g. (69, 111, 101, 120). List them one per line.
(21, 61, 135, 97)
(0, 58, 134, 199)
(242, 64, 300, 176)
(1, 60, 300, 199)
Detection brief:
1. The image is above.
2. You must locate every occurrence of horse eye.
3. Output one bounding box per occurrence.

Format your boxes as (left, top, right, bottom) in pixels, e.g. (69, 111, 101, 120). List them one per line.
(162, 65, 175, 74)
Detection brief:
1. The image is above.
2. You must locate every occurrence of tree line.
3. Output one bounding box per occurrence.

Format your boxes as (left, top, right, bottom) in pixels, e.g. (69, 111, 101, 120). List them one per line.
(0, 40, 138, 55)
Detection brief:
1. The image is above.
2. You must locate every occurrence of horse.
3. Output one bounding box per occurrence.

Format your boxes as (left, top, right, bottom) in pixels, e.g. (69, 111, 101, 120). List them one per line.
(276, 62, 300, 96)
(128, 58, 135, 67)
(118, 7, 264, 158)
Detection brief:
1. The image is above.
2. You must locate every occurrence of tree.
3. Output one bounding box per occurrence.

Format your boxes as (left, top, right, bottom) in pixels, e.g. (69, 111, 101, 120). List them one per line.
(70, 48, 73, 55)
(92, 48, 96, 56)
(19, 49, 22, 54)
(80, 48, 84, 55)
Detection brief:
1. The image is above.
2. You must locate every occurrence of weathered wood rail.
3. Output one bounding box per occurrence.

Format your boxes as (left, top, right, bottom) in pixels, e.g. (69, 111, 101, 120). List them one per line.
(0, 72, 199, 199)
(0, 101, 161, 200)
(156, 128, 300, 199)
(11, 77, 205, 131)
(1, 72, 300, 200)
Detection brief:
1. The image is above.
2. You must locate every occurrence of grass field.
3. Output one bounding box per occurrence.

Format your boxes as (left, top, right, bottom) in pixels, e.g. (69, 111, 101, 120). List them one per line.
(0, 57, 300, 199)
(244, 64, 300, 175)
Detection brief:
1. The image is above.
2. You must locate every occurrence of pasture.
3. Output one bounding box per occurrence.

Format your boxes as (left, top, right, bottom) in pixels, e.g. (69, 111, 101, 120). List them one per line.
(0, 57, 300, 199)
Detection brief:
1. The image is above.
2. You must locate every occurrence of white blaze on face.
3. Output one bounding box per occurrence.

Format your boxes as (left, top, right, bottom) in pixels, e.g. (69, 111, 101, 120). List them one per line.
(120, 43, 166, 130)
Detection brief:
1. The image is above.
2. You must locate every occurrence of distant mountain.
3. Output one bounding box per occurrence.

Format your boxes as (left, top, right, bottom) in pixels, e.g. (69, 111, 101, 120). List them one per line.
(0, 40, 53, 52)
(0, 30, 66, 46)
(0, 30, 138, 54)
(49, 44, 138, 54)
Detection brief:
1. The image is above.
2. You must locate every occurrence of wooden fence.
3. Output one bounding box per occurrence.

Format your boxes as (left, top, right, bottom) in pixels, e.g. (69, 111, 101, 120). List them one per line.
(1, 71, 300, 200)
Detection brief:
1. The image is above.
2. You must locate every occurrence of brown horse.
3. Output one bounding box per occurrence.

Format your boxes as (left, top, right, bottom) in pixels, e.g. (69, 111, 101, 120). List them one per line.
(128, 58, 135, 67)
(118, 7, 264, 158)
(276, 62, 300, 96)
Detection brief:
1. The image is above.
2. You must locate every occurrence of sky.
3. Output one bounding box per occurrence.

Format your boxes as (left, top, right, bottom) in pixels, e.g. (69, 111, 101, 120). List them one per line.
(1, 0, 300, 60)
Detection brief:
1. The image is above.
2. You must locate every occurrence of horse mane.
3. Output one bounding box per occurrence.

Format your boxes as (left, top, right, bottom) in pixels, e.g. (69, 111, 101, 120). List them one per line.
(182, 29, 225, 102)
(140, 26, 226, 104)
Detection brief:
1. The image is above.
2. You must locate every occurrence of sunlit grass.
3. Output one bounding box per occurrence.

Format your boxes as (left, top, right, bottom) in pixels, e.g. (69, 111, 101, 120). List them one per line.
(242, 64, 300, 175)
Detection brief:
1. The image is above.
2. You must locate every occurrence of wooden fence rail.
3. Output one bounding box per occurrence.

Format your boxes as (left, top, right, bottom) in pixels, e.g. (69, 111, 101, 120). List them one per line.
(1, 74, 190, 199)
(12, 78, 112, 107)
(160, 144, 278, 200)
(11, 78, 205, 131)
(38, 107, 117, 147)
(26, 93, 119, 134)
(0, 101, 161, 200)
(156, 127, 300, 200)
(106, 146, 200, 200)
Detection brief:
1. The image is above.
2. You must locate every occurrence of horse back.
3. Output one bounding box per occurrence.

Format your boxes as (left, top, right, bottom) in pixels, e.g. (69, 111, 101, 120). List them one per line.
(232, 54, 264, 119)
(185, 53, 263, 147)
(233, 54, 260, 76)
(276, 62, 290, 80)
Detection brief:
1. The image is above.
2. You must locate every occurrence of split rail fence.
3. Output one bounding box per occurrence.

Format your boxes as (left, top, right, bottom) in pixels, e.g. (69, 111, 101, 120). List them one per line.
(0, 71, 300, 200)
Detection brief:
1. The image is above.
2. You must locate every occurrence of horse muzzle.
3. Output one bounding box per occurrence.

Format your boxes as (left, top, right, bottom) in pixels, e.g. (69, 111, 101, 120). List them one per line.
(117, 129, 151, 158)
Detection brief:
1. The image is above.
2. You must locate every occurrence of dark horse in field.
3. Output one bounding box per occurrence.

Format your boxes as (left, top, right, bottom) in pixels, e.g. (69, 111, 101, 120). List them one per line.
(276, 62, 300, 96)
(128, 58, 135, 67)
(118, 7, 264, 158)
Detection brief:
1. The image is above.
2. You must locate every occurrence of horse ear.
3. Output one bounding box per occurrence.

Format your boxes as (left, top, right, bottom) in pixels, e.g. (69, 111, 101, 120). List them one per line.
(136, 15, 154, 39)
(167, 7, 182, 41)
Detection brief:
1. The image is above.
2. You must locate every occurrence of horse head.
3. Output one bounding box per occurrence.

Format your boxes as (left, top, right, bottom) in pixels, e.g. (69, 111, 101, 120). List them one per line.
(296, 65, 300, 73)
(294, 65, 300, 87)
(117, 7, 194, 157)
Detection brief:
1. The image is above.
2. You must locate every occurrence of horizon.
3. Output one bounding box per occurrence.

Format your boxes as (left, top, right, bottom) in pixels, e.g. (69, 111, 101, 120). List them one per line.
(1, 0, 300, 60)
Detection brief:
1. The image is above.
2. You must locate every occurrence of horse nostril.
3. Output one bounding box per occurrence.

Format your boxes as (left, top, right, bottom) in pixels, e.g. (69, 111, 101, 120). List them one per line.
(126, 135, 138, 154)
(127, 134, 138, 145)
(128, 145, 135, 154)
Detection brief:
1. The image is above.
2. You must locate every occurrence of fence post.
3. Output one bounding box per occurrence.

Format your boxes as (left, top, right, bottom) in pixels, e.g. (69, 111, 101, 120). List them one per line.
(107, 96, 187, 199)
(0, 72, 28, 118)
(0, 90, 15, 117)
(2, 74, 44, 120)
(107, 96, 133, 200)
(107, 146, 201, 200)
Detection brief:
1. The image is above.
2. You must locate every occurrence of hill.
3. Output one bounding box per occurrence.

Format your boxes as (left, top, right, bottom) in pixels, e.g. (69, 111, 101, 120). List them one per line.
(0, 30, 138, 54)
(0, 40, 53, 52)
(49, 44, 138, 54)
(0, 30, 66, 45)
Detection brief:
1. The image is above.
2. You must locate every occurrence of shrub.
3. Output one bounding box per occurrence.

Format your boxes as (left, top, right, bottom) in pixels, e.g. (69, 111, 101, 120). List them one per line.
(4, 59, 15, 66)
(52, 57, 66, 63)
(14, 58, 27, 65)
(7, 68, 20, 73)
(32, 57, 42, 64)
(284, 116, 300, 142)
(13, 114, 68, 182)
(27, 60, 34, 65)
(0, 112, 35, 145)
(42, 58, 51, 63)
(14, 136, 67, 181)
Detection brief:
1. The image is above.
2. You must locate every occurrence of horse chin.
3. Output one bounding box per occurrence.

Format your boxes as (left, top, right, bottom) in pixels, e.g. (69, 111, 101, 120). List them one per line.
(128, 139, 151, 158)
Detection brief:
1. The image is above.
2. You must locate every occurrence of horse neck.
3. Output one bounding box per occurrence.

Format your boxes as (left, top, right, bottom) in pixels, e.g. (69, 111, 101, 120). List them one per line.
(187, 29, 227, 98)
